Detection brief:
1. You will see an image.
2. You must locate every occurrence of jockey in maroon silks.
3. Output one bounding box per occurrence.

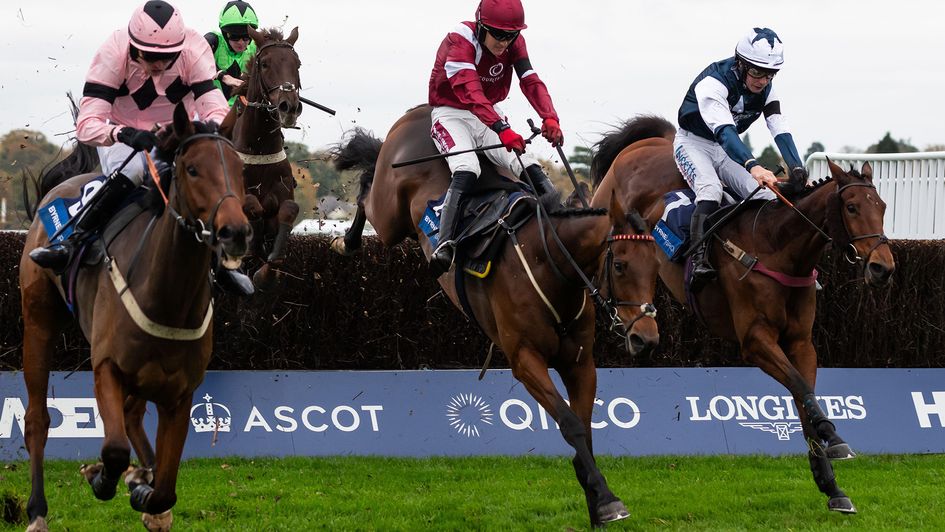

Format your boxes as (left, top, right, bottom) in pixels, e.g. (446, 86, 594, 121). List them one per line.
(427, 0, 564, 276)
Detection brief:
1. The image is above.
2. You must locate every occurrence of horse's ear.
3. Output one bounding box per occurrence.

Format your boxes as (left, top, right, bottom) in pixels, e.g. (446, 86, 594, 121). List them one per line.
(608, 190, 625, 230)
(172, 102, 193, 139)
(826, 158, 851, 186)
(286, 26, 299, 46)
(248, 26, 265, 48)
(860, 161, 874, 181)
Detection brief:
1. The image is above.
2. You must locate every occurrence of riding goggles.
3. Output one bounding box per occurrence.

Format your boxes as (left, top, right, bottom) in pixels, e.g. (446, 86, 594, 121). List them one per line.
(483, 25, 520, 42)
(746, 67, 777, 80)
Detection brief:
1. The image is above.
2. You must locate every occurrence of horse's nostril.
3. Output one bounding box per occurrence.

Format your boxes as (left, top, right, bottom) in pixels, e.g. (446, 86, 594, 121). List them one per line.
(868, 262, 888, 278)
(216, 226, 233, 242)
(278, 100, 290, 113)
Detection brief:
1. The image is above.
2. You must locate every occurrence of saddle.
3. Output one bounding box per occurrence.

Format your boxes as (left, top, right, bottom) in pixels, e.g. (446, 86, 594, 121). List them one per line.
(420, 158, 536, 278)
(37, 175, 152, 315)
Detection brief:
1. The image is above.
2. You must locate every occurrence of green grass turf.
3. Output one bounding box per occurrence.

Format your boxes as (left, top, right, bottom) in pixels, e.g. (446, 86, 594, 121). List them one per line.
(1, 454, 942, 530)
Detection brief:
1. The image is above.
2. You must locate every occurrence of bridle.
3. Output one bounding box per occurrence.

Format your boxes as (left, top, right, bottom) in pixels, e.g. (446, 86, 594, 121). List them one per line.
(243, 41, 301, 118)
(600, 232, 658, 331)
(833, 182, 890, 265)
(166, 133, 241, 247)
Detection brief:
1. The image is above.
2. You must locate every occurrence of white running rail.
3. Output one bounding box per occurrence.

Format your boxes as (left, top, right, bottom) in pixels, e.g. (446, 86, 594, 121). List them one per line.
(805, 152, 945, 239)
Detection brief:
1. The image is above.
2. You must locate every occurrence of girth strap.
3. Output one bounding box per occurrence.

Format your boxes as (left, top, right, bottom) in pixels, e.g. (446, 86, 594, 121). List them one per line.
(720, 239, 818, 288)
(107, 256, 213, 340)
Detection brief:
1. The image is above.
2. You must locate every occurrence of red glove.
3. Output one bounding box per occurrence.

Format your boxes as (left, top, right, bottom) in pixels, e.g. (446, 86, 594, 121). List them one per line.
(498, 127, 527, 153)
(541, 118, 564, 147)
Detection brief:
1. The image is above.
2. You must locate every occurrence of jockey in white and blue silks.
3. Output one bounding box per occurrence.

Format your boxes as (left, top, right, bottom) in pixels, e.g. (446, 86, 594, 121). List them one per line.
(674, 27, 806, 290)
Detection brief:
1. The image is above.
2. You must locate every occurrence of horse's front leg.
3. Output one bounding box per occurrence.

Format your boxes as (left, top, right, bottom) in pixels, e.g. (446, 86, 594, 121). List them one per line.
(126, 393, 193, 531)
(242, 194, 265, 260)
(742, 323, 856, 513)
(512, 345, 629, 526)
(558, 332, 631, 526)
(124, 396, 156, 491)
(80, 359, 131, 502)
(253, 198, 299, 291)
(786, 337, 857, 513)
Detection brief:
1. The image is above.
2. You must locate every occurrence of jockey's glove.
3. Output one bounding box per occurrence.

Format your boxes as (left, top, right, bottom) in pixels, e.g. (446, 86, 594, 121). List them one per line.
(117, 127, 159, 153)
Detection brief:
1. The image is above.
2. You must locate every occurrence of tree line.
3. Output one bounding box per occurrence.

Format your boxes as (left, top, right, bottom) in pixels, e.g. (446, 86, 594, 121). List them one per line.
(0, 129, 940, 229)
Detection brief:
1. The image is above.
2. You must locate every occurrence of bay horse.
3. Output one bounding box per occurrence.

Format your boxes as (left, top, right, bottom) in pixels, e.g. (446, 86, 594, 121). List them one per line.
(591, 115, 895, 514)
(19, 103, 250, 531)
(330, 104, 630, 526)
(221, 27, 302, 290)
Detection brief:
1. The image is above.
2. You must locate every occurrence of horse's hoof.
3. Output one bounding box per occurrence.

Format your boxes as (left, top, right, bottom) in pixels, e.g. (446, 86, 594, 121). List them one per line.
(141, 509, 173, 531)
(26, 517, 48, 532)
(330, 236, 353, 256)
(124, 466, 154, 489)
(597, 499, 630, 523)
(828, 496, 857, 514)
(252, 264, 277, 292)
(826, 443, 856, 460)
(79, 463, 103, 484)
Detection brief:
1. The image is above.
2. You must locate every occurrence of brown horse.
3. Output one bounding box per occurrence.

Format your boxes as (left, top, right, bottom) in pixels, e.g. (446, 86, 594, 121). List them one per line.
(221, 27, 302, 289)
(19, 103, 250, 531)
(591, 115, 896, 514)
(330, 104, 630, 526)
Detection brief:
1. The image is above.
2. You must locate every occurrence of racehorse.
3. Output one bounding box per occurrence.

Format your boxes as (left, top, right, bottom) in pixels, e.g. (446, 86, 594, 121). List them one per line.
(590, 115, 896, 513)
(221, 27, 302, 290)
(19, 103, 250, 531)
(330, 104, 630, 526)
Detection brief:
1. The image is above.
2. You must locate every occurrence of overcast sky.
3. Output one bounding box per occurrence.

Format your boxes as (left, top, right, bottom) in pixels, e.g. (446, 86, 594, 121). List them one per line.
(3, 0, 942, 164)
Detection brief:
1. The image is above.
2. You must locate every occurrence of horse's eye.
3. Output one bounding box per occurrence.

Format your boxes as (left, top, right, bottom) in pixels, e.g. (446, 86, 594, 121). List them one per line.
(260, 61, 268, 69)
(614, 261, 626, 274)
(846, 203, 858, 214)
(186, 165, 198, 177)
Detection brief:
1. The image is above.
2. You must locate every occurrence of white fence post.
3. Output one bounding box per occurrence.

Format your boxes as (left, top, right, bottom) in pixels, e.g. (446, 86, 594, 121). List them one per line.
(805, 151, 945, 239)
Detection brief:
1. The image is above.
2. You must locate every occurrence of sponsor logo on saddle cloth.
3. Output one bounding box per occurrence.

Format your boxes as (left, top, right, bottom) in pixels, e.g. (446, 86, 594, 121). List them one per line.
(37, 176, 108, 243)
(652, 189, 697, 262)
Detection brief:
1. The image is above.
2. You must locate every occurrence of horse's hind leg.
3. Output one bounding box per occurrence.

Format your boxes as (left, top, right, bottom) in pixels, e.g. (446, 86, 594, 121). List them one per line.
(513, 347, 628, 526)
(331, 202, 367, 255)
(80, 359, 131, 501)
(21, 275, 69, 531)
(127, 393, 192, 530)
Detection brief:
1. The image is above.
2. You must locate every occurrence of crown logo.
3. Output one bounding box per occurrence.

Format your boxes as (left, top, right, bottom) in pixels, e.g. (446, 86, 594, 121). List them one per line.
(190, 393, 232, 433)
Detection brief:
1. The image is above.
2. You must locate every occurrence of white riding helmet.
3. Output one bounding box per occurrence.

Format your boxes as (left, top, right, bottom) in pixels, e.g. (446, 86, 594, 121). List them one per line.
(735, 27, 784, 71)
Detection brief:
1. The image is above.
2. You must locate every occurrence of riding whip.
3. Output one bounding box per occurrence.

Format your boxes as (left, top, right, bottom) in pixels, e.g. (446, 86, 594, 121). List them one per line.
(391, 128, 540, 169)
(48, 149, 139, 242)
(299, 95, 336, 116)
(526, 118, 589, 208)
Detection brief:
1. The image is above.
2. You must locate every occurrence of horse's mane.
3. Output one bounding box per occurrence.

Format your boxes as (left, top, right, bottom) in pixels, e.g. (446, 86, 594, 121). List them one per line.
(232, 28, 288, 99)
(590, 115, 676, 187)
(791, 166, 866, 200)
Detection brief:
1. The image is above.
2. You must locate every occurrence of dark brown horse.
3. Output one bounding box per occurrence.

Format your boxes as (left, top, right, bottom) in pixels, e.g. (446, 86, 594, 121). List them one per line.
(591, 115, 895, 514)
(330, 105, 630, 526)
(221, 27, 302, 289)
(20, 103, 250, 531)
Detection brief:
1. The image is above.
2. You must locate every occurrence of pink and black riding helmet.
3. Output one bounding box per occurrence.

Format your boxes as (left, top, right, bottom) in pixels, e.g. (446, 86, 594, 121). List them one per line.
(127, 0, 187, 54)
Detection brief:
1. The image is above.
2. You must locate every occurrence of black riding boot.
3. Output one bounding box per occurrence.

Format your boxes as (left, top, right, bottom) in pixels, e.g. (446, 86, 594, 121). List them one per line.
(689, 200, 719, 292)
(430, 170, 476, 277)
(522, 164, 561, 207)
(29, 173, 137, 272)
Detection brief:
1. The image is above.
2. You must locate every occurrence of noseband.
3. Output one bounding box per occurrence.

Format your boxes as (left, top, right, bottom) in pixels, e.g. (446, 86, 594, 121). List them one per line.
(167, 133, 240, 247)
(601, 232, 658, 331)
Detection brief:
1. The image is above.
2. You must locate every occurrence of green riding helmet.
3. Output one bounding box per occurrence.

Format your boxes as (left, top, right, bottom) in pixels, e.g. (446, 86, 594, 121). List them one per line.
(219, 0, 258, 34)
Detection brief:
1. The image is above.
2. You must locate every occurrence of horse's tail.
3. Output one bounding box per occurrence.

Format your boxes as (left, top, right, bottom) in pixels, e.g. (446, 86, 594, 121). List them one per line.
(331, 127, 383, 203)
(590, 115, 676, 186)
